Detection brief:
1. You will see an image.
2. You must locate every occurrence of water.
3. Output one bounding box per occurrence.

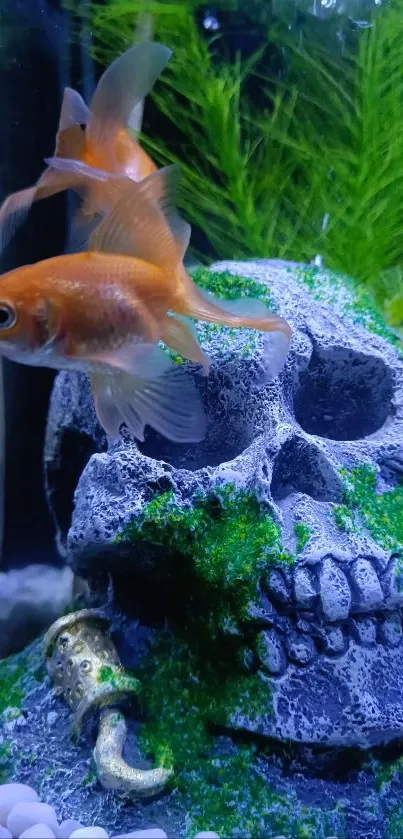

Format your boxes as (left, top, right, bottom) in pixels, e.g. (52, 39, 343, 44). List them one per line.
(0, 3, 402, 838)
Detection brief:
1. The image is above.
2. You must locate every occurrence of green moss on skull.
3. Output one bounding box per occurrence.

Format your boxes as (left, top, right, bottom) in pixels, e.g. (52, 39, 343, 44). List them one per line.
(333, 465, 403, 551)
(97, 664, 141, 694)
(294, 522, 311, 553)
(139, 633, 345, 838)
(117, 483, 292, 630)
(295, 266, 403, 355)
(0, 640, 44, 716)
(0, 742, 12, 783)
(193, 268, 276, 309)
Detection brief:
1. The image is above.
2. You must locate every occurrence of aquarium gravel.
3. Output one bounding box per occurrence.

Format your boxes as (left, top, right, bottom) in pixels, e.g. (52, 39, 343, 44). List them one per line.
(0, 784, 221, 838)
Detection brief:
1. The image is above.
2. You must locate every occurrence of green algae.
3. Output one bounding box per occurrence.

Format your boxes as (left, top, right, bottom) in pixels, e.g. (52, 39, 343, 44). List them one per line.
(117, 483, 291, 630)
(295, 265, 403, 356)
(0, 743, 12, 784)
(138, 633, 345, 838)
(385, 804, 403, 839)
(375, 756, 403, 791)
(193, 268, 276, 309)
(97, 664, 141, 694)
(294, 522, 311, 554)
(0, 641, 44, 716)
(333, 465, 403, 551)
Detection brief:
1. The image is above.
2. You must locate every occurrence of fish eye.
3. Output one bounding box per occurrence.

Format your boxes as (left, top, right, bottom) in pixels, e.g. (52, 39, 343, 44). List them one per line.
(0, 303, 16, 329)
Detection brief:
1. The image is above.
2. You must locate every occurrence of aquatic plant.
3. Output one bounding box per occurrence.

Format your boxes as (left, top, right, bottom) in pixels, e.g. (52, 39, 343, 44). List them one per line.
(276, 0, 403, 315)
(66, 0, 403, 326)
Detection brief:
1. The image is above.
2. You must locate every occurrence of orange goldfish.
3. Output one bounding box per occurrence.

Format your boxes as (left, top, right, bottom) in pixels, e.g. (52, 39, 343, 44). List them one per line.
(0, 40, 166, 253)
(0, 166, 291, 443)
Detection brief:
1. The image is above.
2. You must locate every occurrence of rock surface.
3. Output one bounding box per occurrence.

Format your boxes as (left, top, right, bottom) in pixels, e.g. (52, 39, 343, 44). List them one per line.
(31, 261, 403, 837)
(44, 260, 403, 751)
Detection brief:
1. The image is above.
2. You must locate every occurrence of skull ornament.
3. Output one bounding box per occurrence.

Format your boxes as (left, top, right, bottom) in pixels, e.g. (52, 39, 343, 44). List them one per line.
(45, 259, 403, 751)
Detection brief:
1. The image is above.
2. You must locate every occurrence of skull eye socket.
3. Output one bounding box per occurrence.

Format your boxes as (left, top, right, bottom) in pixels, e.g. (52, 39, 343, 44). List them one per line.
(0, 303, 17, 330)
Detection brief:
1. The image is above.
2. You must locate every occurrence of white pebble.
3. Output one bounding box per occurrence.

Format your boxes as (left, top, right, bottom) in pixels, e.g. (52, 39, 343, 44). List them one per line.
(19, 825, 56, 839)
(56, 820, 84, 838)
(69, 829, 109, 839)
(0, 785, 39, 827)
(7, 802, 59, 836)
(0, 827, 11, 838)
(194, 834, 220, 838)
(111, 831, 167, 839)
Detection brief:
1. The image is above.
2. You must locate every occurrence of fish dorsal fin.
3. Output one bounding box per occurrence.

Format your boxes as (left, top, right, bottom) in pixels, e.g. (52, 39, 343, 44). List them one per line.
(58, 87, 90, 131)
(54, 125, 86, 161)
(137, 164, 191, 259)
(87, 41, 172, 148)
(54, 88, 89, 159)
(89, 165, 189, 270)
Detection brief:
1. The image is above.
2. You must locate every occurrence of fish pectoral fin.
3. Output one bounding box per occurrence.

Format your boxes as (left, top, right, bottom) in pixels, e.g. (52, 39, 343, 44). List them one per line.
(161, 314, 210, 372)
(90, 362, 206, 443)
(87, 41, 172, 148)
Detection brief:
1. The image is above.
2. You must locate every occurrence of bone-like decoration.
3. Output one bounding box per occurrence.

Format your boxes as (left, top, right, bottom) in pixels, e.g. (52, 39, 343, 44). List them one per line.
(43, 609, 173, 796)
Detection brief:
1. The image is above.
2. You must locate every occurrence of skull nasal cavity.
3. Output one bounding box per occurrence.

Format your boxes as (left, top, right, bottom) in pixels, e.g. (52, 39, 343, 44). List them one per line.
(270, 437, 343, 502)
(294, 347, 394, 441)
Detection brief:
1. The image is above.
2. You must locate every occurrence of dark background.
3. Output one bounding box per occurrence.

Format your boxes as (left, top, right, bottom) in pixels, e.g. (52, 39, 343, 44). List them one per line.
(0, 0, 93, 569)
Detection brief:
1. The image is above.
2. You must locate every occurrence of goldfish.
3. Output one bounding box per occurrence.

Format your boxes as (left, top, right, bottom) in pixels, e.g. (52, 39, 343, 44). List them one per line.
(0, 40, 167, 253)
(0, 165, 292, 443)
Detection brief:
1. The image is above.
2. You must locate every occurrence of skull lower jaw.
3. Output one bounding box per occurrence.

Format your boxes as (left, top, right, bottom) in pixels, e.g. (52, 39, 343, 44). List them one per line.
(231, 637, 403, 748)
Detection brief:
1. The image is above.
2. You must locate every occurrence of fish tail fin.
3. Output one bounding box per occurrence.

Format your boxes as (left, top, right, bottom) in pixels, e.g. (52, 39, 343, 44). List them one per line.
(87, 41, 171, 149)
(90, 359, 206, 443)
(0, 163, 82, 253)
(0, 88, 89, 253)
(128, 11, 155, 134)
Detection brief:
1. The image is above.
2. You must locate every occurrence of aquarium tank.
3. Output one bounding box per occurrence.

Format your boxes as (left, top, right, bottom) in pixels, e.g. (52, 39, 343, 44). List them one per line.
(0, 1, 403, 837)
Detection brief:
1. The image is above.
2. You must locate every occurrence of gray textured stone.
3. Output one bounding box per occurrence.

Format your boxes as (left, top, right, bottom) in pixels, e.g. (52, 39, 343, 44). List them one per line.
(319, 559, 351, 622)
(286, 632, 316, 666)
(256, 629, 287, 675)
(350, 558, 383, 612)
(383, 554, 403, 609)
(293, 567, 318, 609)
(379, 612, 403, 647)
(266, 570, 292, 607)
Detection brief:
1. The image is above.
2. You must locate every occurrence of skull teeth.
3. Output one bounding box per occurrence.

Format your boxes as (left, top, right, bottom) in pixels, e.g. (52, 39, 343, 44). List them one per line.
(249, 553, 403, 674)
